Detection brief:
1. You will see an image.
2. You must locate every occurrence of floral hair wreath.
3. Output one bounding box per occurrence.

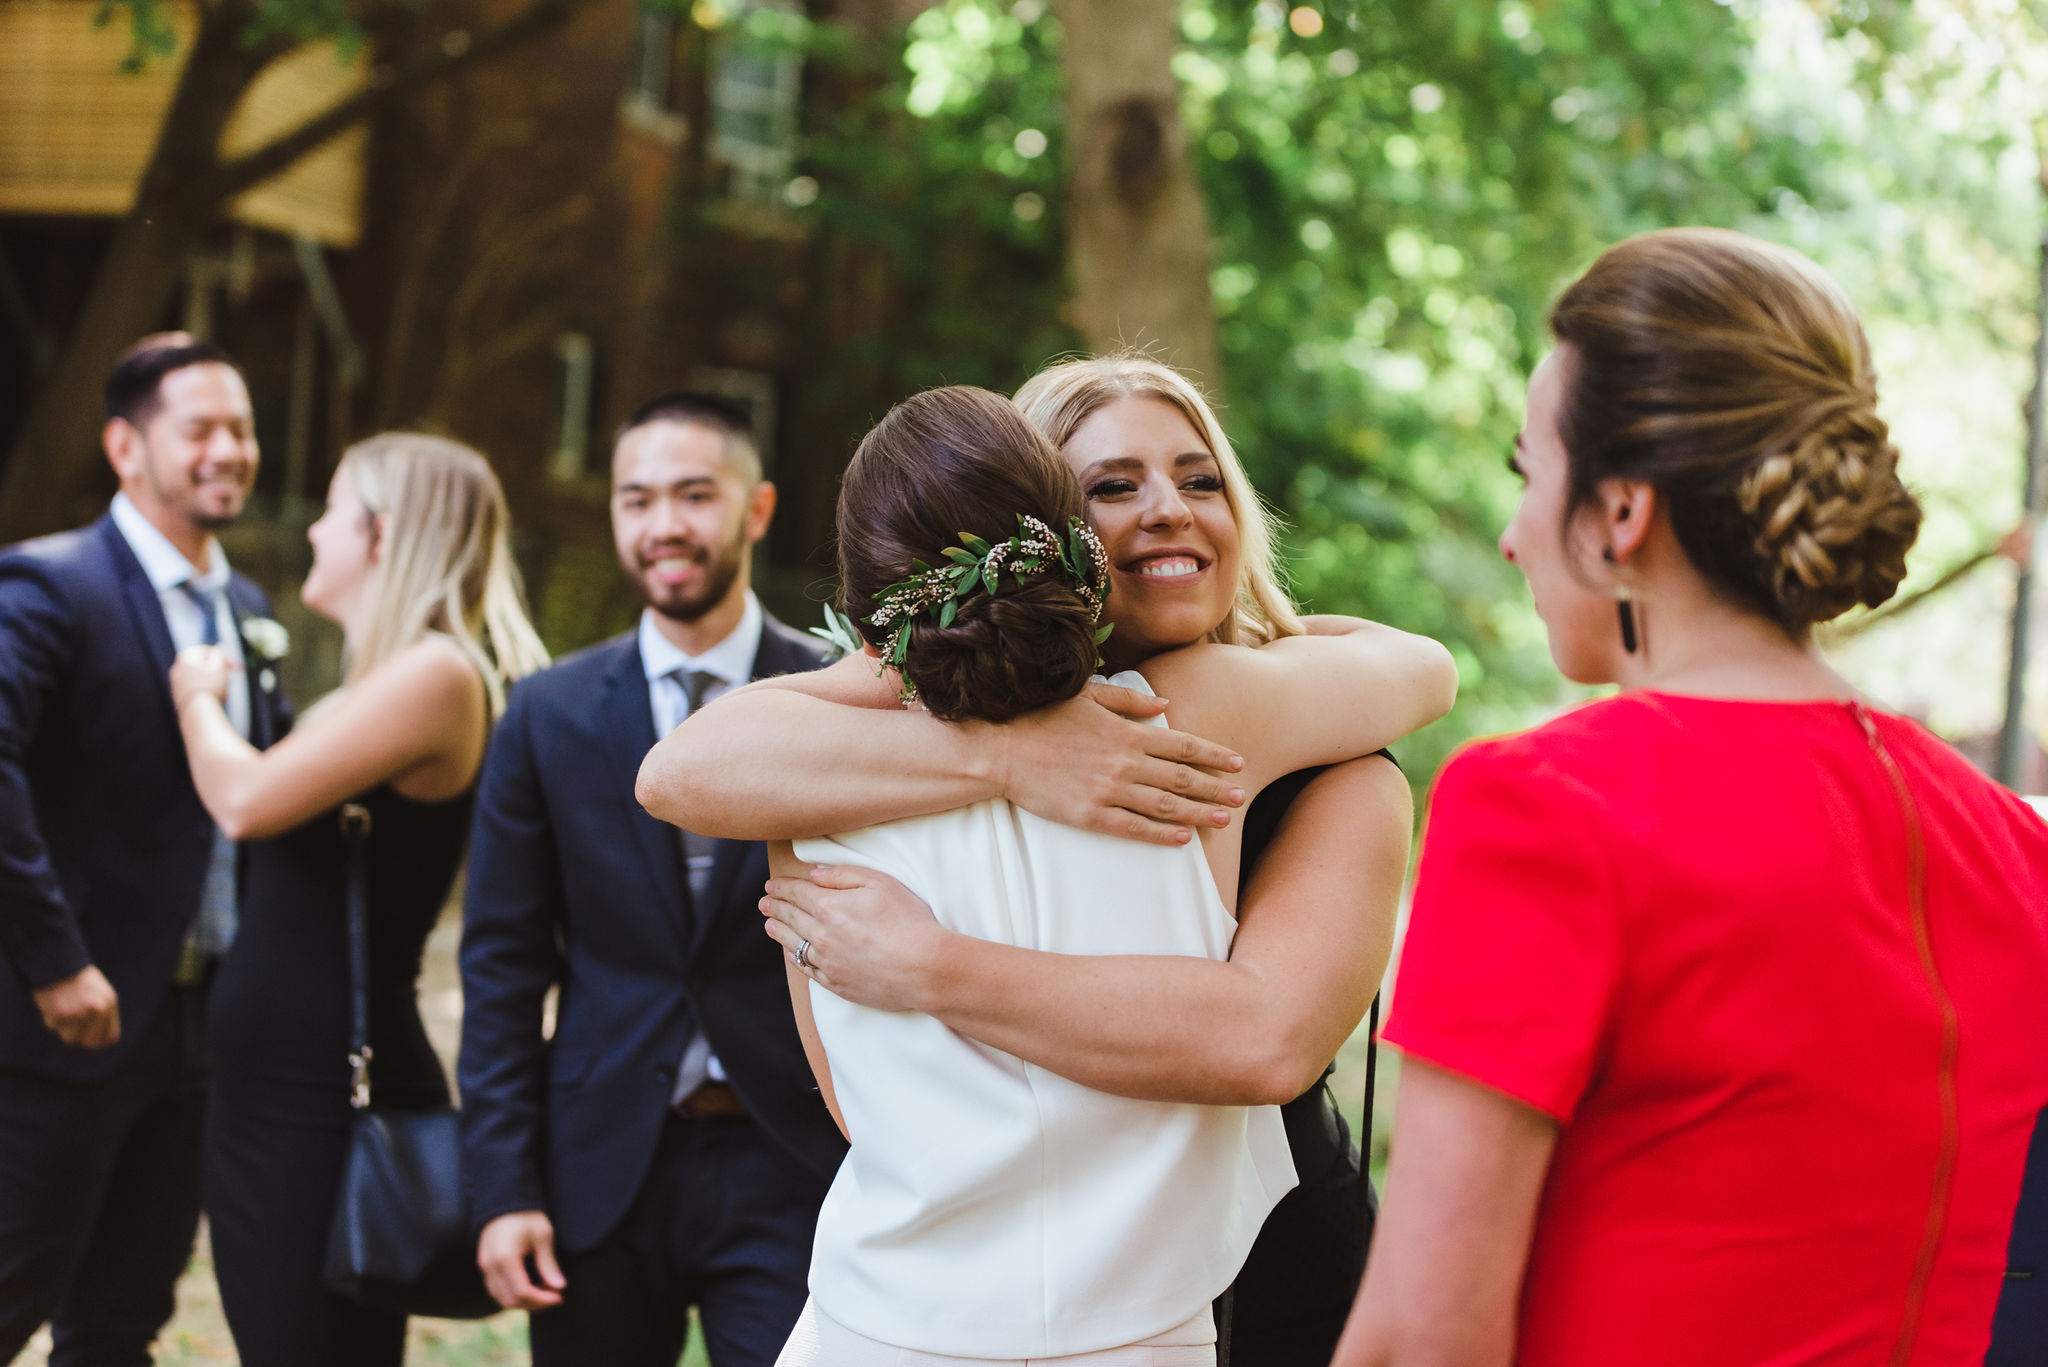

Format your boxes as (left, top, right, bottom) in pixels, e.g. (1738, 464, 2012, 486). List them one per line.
(811, 515, 1114, 703)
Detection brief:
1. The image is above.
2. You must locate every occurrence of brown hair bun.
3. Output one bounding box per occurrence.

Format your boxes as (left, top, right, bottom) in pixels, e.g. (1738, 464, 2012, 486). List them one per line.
(900, 577, 1100, 723)
(836, 387, 1101, 723)
(1549, 227, 1923, 635)
(1736, 402, 1919, 625)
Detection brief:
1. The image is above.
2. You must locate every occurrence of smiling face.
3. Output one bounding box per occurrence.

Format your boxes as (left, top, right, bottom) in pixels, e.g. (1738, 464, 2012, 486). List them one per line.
(105, 362, 259, 540)
(1501, 347, 1623, 684)
(611, 419, 771, 622)
(1062, 396, 1242, 665)
(302, 464, 380, 630)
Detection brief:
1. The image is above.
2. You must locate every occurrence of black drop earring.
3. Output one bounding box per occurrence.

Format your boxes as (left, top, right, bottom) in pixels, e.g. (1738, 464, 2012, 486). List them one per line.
(1602, 546, 1639, 654)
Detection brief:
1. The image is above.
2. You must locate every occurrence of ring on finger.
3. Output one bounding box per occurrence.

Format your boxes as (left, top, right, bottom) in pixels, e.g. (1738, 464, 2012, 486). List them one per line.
(795, 938, 813, 970)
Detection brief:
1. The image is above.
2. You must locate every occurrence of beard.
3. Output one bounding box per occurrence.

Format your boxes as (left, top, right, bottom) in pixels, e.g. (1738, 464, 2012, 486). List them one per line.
(642, 535, 748, 623)
(143, 446, 250, 530)
(190, 501, 241, 531)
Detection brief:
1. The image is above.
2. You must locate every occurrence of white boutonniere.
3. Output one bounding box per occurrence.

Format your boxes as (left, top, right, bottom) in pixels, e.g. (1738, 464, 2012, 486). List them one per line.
(241, 616, 291, 662)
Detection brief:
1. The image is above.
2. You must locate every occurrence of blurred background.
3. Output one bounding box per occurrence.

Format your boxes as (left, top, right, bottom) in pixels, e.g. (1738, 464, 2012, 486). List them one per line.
(3, 0, 2045, 784)
(5, 0, 2047, 1358)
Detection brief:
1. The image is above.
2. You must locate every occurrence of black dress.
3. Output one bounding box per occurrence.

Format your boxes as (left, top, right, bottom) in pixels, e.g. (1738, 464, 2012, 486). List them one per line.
(1221, 764, 1380, 1366)
(206, 783, 472, 1367)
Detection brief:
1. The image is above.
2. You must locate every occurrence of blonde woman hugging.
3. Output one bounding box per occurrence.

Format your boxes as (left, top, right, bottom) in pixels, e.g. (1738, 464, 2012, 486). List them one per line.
(669, 386, 1443, 1367)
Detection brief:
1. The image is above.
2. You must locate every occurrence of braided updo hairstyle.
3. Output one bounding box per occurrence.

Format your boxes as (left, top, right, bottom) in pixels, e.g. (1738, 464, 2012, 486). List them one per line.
(837, 386, 1101, 723)
(1549, 227, 1922, 635)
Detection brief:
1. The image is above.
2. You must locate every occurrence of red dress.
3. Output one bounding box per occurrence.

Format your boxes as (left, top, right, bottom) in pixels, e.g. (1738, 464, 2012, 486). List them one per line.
(1385, 693, 2048, 1366)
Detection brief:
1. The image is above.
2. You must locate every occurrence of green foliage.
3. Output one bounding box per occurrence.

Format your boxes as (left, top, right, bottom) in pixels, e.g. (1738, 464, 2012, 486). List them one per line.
(790, 0, 1075, 415)
(95, 0, 378, 68)
(794, 0, 1859, 776)
(94, 0, 179, 72)
(98, 0, 2043, 770)
(792, 0, 2048, 778)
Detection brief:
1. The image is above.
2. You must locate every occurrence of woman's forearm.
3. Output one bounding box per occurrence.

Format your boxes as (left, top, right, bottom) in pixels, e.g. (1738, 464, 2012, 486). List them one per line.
(178, 695, 267, 839)
(913, 936, 1319, 1106)
(763, 756, 1407, 1105)
(638, 688, 1002, 840)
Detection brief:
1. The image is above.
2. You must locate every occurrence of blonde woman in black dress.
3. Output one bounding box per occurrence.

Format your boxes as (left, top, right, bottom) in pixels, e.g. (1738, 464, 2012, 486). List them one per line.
(170, 434, 546, 1365)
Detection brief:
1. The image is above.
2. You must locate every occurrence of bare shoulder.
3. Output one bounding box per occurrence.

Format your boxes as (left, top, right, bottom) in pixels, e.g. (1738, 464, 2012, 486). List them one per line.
(1134, 641, 1252, 701)
(361, 635, 488, 716)
(1135, 642, 1263, 750)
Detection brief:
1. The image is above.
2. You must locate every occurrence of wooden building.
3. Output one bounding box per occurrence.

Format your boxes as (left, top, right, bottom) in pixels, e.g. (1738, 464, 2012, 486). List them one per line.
(0, 0, 915, 687)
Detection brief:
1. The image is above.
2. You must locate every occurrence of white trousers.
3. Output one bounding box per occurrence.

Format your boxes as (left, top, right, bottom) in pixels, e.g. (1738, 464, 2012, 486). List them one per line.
(773, 1299, 1216, 1367)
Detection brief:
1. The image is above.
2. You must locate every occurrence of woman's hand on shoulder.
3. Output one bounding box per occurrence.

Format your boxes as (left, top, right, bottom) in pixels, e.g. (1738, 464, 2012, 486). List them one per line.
(987, 682, 1246, 846)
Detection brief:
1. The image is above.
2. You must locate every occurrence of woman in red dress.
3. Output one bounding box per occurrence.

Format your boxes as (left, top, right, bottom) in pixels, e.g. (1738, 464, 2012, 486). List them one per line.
(1335, 228, 2048, 1367)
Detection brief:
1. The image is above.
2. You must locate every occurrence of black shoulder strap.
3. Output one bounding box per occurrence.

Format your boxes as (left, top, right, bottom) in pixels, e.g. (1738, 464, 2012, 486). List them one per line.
(1363, 993, 1381, 1231)
(342, 802, 374, 1110)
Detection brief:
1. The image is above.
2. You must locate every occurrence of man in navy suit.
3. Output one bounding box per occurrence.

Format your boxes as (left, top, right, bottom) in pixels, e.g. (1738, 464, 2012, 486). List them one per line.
(0, 335, 292, 1363)
(459, 393, 845, 1367)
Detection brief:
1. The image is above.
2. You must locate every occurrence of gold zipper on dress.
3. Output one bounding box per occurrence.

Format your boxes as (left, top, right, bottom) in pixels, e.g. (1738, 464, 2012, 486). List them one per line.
(1856, 703, 1960, 1367)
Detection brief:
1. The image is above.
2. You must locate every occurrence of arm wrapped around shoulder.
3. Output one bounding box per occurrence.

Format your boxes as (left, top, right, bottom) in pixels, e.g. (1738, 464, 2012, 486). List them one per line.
(903, 577, 1098, 724)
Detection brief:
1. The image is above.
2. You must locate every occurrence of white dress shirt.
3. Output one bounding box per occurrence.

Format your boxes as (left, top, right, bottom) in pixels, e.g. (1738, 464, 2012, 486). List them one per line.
(110, 492, 250, 737)
(638, 592, 764, 1100)
(110, 493, 251, 966)
(638, 592, 763, 739)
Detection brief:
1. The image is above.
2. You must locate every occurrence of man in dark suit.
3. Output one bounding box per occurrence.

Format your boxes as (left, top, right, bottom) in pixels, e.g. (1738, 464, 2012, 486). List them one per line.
(0, 334, 292, 1363)
(459, 393, 845, 1367)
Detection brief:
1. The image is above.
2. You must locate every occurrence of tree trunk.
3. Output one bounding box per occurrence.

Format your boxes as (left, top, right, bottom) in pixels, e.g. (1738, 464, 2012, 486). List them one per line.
(1995, 153, 2048, 789)
(0, 3, 280, 543)
(1055, 0, 1220, 392)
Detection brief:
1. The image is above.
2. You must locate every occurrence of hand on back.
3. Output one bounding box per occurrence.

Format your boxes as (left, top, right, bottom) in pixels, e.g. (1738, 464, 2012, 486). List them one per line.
(993, 681, 1245, 846)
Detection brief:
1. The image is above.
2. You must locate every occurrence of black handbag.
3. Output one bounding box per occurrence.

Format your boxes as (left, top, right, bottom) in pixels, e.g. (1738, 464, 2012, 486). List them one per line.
(322, 801, 499, 1319)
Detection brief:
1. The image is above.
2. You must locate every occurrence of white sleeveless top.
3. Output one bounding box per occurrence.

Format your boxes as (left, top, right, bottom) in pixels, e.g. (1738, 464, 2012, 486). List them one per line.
(793, 672, 1296, 1360)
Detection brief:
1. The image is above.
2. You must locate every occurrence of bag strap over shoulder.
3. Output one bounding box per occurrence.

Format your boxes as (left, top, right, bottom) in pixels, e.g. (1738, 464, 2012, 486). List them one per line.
(1363, 993, 1380, 1232)
(341, 802, 374, 1110)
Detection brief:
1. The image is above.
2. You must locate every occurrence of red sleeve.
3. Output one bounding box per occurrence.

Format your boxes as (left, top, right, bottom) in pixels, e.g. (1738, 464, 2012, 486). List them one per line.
(1382, 738, 1624, 1123)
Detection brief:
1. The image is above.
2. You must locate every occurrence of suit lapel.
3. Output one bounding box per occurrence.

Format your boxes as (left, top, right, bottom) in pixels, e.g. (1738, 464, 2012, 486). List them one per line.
(101, 518, 180, 734)
(688, 615, 817, 956)
(600, 640, 694, 960)
(221, 590, 269, 749)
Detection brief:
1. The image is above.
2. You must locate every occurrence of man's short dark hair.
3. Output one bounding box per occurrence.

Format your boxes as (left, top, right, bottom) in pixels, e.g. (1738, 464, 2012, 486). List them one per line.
(104, 334, 245, 428)
(615, 391, 762, 484)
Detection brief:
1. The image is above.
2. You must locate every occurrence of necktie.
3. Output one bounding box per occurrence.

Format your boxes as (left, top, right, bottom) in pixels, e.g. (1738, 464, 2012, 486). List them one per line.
(173, 579, 234, 982)
(179, 580, 222, 646)
(671, 668, 724, 1107)
(674, 670, 723, 905)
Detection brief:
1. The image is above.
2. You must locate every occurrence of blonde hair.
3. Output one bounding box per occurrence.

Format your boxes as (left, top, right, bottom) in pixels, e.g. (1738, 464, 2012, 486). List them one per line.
(339, 433, 550, 715)
(1013, 353, 1303, 646)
